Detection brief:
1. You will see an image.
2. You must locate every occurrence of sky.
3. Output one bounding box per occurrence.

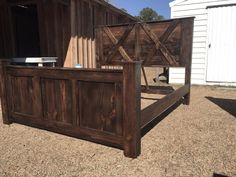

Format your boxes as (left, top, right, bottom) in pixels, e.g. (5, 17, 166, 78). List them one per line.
(111, 0, 173, 19)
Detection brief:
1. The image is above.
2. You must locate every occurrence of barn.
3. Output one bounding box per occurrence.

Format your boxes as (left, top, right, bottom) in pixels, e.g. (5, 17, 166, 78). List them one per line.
(0, 0, 136, 68)
(169, 0, 236, 86)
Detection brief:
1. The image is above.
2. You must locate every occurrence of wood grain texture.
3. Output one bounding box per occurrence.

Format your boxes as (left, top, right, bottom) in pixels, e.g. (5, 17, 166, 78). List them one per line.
(123, 61, 141, 158)
(2, 63, 129, 152)
(96, 18, 194, 67)
(141, 85, 189, 129)
(0, 0, 136, 67)
(0, 60, 11, 124)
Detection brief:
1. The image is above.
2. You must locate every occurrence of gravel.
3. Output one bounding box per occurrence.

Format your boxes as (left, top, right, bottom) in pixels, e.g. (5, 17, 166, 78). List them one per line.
(0, 85, 235, 177)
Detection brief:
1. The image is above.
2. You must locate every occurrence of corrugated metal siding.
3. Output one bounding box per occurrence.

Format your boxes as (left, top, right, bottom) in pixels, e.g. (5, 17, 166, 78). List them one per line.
(169, 0, 236, 85)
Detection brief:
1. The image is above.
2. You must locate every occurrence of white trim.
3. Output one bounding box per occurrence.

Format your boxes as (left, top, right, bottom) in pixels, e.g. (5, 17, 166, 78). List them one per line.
(169, 0, 187, 7)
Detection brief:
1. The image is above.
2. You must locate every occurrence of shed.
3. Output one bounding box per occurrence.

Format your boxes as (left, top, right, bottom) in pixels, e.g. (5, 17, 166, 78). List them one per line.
(0, 0, 136, 68)
(169, 0, 236, 86)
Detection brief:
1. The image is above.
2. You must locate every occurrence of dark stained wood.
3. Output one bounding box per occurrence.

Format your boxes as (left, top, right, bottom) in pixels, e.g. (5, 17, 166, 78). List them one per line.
(0, 60, 12, 124)
(96, 18, 194, 67)
(123, 61, 141, 158)
(105, 24, 134, 63)
(141, 67, 149, 90)
(140, 23, 178, 66)
(141, 84, 189, 129)
(0, 17, 193, 158)
(103, 27, 132, 62)
(79, 81, 123, 135)
(0, 0, 136, 67)
(1, 62, 131, 154)
(181, 18, 194, 105)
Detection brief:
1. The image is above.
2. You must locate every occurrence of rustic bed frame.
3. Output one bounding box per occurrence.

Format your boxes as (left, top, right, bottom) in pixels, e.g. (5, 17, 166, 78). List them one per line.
(0, 18, 194, 158)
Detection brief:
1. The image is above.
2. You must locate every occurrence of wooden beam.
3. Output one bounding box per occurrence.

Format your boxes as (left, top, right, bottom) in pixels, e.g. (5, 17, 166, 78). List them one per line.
(104, 24, 134, 62)
(134, 24, 141, 60)
(142, 21, 180, 65)
(182, 19, 194, 105)
(141, 67, 149, 90)
(123, 61, 141, 158)
(70, 0, 78, 67)
(0, 60, 12, 124)
(103, 27, 132, 62)
(160, 20, 180, 42)
(141, 84, 189, 129)
(140, 23, 179, 66)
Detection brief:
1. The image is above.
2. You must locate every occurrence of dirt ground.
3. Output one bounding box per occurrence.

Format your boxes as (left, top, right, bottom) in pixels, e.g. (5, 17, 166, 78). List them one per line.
(0, 84, 236, 177)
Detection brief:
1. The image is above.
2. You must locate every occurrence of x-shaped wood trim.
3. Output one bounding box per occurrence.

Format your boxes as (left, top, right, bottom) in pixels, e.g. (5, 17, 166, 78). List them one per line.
(103, 24, 134, 63)
(143, 20, 180, 65)
(140, 23, 179, 66)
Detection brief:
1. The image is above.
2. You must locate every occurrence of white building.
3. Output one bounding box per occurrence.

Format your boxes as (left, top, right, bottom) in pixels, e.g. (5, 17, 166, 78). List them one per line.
(169, 0, 236, 86)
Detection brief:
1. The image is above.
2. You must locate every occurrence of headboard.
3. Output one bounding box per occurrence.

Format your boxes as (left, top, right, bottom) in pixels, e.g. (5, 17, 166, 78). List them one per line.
(95, 17, 194, 68)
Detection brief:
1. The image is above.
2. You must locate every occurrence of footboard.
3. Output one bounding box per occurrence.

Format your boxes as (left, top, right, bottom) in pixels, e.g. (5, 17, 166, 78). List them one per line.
(0, 60, 142, 158)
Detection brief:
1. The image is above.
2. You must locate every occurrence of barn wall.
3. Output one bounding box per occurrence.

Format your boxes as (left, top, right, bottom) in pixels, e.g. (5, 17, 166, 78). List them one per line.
(37, 0, 71, 66)
(169, 0, 236, 85)
(0, 0, 71, 66)
(64, 0, 135, 68)
(0, 0, 135, 67)
(0, 0, 14, 58)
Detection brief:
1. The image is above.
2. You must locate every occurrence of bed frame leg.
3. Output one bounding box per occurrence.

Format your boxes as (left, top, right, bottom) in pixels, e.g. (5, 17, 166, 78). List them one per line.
(183, 93, 190, 105)
(123, 61, 141, 158)
(0, 59, 12, 125)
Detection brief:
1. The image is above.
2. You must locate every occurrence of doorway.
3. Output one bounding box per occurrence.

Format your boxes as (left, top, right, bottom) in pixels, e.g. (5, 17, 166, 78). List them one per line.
(11, 4, 40, 57)
(206, 5, 236, 83)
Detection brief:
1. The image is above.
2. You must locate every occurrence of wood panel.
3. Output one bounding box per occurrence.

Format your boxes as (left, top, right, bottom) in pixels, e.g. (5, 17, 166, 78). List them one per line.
(41, 78, 73, 124)
(10, 76, 39, 116)
(79, 81, 123, 135)
(1, 62, 132, 153)
(96, 18, 194, 67)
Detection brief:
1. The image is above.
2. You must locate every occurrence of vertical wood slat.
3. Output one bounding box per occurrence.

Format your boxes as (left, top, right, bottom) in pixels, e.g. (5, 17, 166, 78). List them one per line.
(123, 61, 141, 158)
(0, 60, 11, 124)
(77, 0, 83, 67)
(71, 0, 77, 67)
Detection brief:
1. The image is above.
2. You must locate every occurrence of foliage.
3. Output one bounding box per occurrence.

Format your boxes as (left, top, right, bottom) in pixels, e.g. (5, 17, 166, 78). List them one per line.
(136, 7, 165, 22)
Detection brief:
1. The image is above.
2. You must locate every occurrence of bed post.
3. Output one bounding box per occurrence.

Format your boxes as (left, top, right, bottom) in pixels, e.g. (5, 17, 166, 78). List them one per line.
(0, 59, 11, 124)
(182, 18, 194, 105)
(123, 61, 141, 158)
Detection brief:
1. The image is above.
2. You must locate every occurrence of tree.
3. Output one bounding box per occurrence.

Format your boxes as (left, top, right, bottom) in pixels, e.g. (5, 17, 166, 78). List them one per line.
(104, 0, 111, 3)
(137, 7, 165, 22)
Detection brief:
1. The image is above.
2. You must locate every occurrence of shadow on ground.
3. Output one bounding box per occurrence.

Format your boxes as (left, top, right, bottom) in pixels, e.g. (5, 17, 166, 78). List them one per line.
(206, 97, 236, 117)
(213, 173, 229, 177)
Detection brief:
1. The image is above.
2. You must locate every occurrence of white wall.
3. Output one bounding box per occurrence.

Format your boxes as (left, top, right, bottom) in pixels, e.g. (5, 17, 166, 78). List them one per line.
(169, 0, 236, 85)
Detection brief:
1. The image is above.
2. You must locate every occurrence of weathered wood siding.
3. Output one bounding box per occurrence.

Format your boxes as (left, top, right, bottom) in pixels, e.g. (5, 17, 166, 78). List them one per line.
(0, 0, 135, 67)
(65, 0, 135, 68)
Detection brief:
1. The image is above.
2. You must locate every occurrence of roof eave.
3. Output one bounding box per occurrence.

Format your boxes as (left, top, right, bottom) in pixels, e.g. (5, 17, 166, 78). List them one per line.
(93, 0, 138, 21)
(169, 0, 187, 7)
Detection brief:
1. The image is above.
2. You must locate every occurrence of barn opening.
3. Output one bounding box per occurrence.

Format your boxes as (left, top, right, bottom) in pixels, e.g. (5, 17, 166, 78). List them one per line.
(11, 3, 40, 57)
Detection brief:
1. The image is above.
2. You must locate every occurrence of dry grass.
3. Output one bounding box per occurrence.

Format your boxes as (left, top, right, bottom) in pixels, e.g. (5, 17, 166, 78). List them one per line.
(0, 85, 236, 177)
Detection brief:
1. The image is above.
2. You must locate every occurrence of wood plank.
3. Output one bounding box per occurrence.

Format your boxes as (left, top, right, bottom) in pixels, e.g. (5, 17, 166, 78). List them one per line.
(103, 27, 132, 62)
(181, 19, 194, 105)
(71, 0, 78, 67)
(123, 61, 141, 158)
(0, 60, 11, 124)
(105, 24, 134, 62)
(140, 23, 179, 66)
(141, 84, 189, 129)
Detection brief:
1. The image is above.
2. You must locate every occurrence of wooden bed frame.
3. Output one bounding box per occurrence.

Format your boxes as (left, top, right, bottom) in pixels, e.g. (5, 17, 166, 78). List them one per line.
(0, 18, 194, 158)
